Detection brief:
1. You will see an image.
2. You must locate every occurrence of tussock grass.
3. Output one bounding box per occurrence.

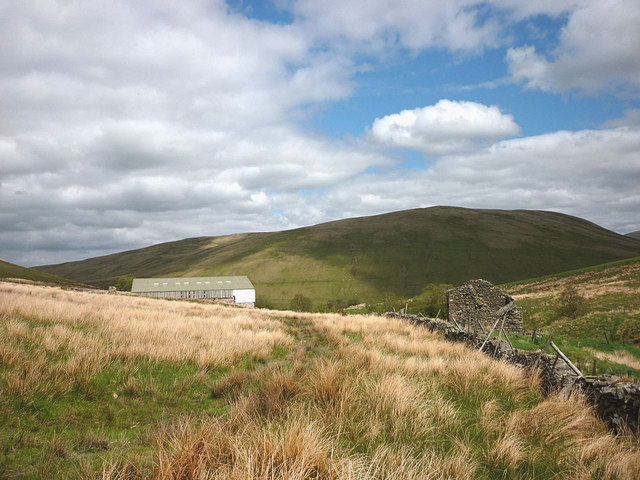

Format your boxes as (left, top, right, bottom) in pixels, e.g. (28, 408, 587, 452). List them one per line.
(2, 280, 640, 479)
(0, 282, 292, 374)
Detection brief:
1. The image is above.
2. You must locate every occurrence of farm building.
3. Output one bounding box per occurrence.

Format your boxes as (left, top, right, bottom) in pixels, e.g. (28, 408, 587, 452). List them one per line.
(131, 276, 255, 305)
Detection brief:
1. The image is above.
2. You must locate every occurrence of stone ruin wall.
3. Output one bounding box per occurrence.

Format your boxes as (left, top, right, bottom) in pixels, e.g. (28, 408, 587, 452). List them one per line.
(387, 311, 640, 435)
(447, 279, 524, 334)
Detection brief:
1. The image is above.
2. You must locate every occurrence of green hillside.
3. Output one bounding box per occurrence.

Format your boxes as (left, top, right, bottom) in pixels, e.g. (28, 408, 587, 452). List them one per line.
(504, 255, 640, 340)
(501, 256, 640, 376)
(35, 207, 640, 308)
(627, 230, 640, 240)
(0, 258, 79, 286)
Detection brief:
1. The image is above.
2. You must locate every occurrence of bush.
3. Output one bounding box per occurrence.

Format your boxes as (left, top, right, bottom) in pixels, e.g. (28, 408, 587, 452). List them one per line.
(326, 299, 346, 312)
(617, 318, 640, 344)
(115, 276, 134, 292)
(289, 294, 312, 312)
(255, 299, 275, 310)
(379, 292, 407, 314)
(555, 286, 586, 319)
(410, 283, 452, 317)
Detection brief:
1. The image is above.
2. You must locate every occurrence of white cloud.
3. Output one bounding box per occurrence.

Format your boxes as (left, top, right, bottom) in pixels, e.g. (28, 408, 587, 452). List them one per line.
(0, 0, 379, 264)
(506, 0, 640, 95)
(1, 1, 639, 266)
(602, 109, 640, 128)
(492, 0, 586, 20)
(293, 0, 502, 52)
(506, 46, 553, 91)
(312, 125, 640, 234)
(369, 100, 520, 154)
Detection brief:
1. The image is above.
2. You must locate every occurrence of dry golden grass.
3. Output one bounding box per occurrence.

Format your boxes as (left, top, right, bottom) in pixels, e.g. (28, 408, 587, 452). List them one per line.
(0, 281, 294, 402)
(585, 348, 640, 370)
(499, 393, 640, 479)
(3, 280, 640, 479)
(0, 281, 292, 371)
(508, 262, 640, 300)
(364, 330, 469, 358)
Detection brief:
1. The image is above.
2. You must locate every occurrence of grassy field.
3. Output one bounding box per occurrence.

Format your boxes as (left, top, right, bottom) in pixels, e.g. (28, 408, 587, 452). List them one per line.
(34, 207, 640, 308)
(502, 256, 640, 377)
(2, 281, 640, 479)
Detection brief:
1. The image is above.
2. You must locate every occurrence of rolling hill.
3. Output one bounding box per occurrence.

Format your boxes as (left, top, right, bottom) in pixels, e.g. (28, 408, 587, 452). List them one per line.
(0, 258, 81, 286)
(627, 230, 640, 240)
(35, 207, 640, 307)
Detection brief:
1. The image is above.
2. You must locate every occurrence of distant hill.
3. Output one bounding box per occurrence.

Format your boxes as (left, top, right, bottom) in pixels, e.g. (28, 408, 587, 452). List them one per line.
(35, 207, 640, 308)
(0, 258, 80, 286)
(627, 230, 640, 240)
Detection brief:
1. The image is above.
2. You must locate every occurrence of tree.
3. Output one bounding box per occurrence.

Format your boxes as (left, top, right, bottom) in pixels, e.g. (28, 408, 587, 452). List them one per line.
(115, 275, 134, 292)
(618, 318, 640, 344)
(380, 292, 407, 314)
(556, 286, 586, 319)
(410, 283, 452, 317)
(289, 294, 312, 312)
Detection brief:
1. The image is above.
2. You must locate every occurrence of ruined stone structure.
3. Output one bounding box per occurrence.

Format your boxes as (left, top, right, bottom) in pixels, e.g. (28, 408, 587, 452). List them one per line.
(447, 279, 524, 334)
(387, 311, 640, 435)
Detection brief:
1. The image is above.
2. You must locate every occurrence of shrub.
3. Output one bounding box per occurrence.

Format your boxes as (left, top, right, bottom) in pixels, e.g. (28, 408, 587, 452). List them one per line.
(555, 286, 587, 319)
(379, 292, 408, 313)
(325, 298, 350, 312)
(618, 318, 640, 344)
(115, 275, 134, 292)
(289, 294, 312, 312)
(255, 299, 275, 310)
(410, 283, 452, 317)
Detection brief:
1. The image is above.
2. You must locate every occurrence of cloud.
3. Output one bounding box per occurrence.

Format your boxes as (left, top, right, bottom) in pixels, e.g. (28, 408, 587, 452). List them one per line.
(602, 109, 640, 128)
(369, 100, 521, 154)
(293, 0, 502, 52)
(314, 125, 640, 234)
(1, 1, 639, 267)
(0, 0, 375, 264)
(506, 0, 640, 95)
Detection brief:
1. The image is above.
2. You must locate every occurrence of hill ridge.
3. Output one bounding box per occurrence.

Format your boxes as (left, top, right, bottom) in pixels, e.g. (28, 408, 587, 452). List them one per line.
(1, 258, 82, 286)
(34, 206, 640, 307)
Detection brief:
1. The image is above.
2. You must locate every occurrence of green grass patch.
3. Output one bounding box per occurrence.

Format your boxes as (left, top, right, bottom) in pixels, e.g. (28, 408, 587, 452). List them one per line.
(0, 336, 231, 478)
(504, 332, 640, 377)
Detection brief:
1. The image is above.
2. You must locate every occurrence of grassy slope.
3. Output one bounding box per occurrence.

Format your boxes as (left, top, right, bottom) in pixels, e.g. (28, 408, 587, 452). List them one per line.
(0, 258, 79, 286)
(35, 207, 640, 307)
(502, 256, 640, 376)
(627, 230, 640, 240)
(2, 282, 639, 479)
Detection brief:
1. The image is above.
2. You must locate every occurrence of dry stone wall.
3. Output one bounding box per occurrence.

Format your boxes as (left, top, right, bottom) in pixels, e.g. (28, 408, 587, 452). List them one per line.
(387, 312, 640, 434)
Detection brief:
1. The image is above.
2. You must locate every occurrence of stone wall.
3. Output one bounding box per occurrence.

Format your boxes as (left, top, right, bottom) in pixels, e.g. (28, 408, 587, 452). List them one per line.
(387, 312, 640, 434)
(447, 279, 524, 334)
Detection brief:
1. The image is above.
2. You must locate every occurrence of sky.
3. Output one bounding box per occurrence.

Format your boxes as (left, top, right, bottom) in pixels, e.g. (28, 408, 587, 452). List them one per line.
(1, 0, 640, 266)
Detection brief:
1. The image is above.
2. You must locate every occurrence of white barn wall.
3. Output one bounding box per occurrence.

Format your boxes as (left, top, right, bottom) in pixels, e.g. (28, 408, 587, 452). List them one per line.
(233, 289, 255, 304)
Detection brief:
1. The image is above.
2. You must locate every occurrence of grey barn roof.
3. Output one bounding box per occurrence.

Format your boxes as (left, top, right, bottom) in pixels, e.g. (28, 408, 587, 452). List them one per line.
(131, 276, 254, 293)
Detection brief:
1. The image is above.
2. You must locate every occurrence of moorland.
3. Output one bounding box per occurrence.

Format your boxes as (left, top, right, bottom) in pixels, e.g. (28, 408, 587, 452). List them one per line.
(34, 207, 640, 309)
(1, 281, 639, 479)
